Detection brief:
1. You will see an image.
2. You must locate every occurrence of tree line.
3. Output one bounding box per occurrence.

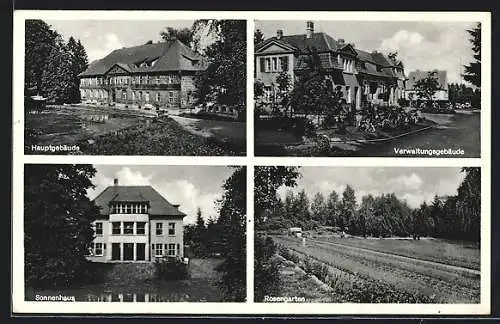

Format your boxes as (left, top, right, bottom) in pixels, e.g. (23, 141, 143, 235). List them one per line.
(258, 167, 480, 242)
(25, 20, 89, 104)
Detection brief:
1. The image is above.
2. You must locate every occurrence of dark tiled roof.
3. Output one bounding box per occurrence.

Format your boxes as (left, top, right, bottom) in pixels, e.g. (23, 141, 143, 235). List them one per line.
(79, 40, 206, 77)
(406, 70, 447, 90)
(258, 32, 338, 53)
(93, 185, 186, 217)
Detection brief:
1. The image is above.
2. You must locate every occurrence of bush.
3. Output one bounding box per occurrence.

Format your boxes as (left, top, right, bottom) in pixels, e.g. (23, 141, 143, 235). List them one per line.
(397, 98, 409, 107)
(154, 257, 188, 280)
(420, 106, 456, 114)
(254, 236, 281, 302)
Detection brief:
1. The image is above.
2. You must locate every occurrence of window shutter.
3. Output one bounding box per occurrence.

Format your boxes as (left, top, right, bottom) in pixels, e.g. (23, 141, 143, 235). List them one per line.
(260, 58, 265, 72)
(103, 243, 107, 250)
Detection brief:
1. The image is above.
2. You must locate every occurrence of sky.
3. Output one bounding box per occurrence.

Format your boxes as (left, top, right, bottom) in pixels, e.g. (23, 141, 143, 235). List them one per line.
(256, 20, 478, 84)
(86, 165, 236, 225)
(276, 167, 466, 209)
(45, 20, 200, 63)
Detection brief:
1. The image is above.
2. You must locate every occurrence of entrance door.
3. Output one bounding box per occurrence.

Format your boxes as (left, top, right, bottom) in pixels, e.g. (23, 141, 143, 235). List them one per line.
(123, 243, 134, 261)
(111, 243, 121, 261)
(136, 243, 146, 261)
(112, 89, 116, 102)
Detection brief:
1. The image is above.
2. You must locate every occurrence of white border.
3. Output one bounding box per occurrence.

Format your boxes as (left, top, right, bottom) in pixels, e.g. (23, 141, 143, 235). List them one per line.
(12, 10, 491, 315)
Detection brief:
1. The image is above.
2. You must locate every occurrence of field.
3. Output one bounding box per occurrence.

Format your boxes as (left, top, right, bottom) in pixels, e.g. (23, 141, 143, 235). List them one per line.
(24, 106, 243, 155)
(273, 235, 480, 303)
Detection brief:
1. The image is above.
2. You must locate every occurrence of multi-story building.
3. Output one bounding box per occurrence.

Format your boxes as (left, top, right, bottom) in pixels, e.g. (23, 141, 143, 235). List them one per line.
(78, 39, 207, 110)
(405, 70, 449, 102)
(255, 21, 407, 110)
(87, 178, 186, 263)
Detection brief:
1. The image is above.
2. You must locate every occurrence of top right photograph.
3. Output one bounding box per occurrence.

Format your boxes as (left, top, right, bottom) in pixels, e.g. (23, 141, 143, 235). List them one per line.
(254, 20, 482, 157)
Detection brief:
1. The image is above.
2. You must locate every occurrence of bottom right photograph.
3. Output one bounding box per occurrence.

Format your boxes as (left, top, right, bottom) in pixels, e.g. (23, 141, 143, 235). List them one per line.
(254, 166, 481, 304)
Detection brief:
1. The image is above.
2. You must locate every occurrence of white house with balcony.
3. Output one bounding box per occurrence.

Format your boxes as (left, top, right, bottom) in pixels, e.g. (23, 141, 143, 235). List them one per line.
(88, 178, 185, 263)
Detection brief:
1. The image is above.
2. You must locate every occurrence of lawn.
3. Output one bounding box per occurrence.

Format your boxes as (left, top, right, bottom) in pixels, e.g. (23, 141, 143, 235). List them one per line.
(314, 235, 480, 270)
(25, 106, 241, 156)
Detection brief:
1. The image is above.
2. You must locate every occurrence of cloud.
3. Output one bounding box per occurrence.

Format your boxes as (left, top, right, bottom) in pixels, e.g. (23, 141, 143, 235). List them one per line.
(379, 27, 472, 83)
(87, 33, 124, 62)
(87, 167, 223, 225)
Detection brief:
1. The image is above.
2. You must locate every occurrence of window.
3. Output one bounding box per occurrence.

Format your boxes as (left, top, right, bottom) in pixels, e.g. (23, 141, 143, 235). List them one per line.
(95, 222, 103, 235)
(156, 76, 160, 84)
(272, 57, 278, 71)
(155, 244, 163, 256)
(124, 222, 134, 234)
(145, 92, 150, 102)
(137, 222, 146, 235)
(259, 58, 265, 72)
(280, 56, 289, 71)
(89, 243, 94, 256)
(168, 244, 176, 256)
(112, 222, 121, 235)
(168, 92, 174, 103)
(265, 58, 271, 72)
(156, 223, 163, 235)
(95, 243, 104, 256)
(168, 222, 175, 235)
(122, 90, 127, 101)
(156, 92, 161, 102)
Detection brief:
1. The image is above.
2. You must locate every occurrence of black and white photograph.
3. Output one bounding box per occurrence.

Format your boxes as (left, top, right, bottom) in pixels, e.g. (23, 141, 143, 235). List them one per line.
(23, 164, 246, 302)
(255, 166, 481, 304)
(23, 18, 246, 156)
(254, 20, 482, 157)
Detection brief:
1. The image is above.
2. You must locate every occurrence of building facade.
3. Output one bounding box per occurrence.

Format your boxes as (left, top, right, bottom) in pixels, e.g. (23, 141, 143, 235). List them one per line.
(78, 39, 207, 110)
(87, 179, 186, 263)
(405, 70, 449, 102)
(255, 21, 407, 110)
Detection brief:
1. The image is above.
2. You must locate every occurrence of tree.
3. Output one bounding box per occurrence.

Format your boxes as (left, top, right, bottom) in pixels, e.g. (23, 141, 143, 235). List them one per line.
(254, 166, 301, 228)
(216, 167, 246, 302)
(190, 207, 208, 256)
(254, 29, 264, 46)
(40, 35, 75, 104)
(340, 185, 356, 232)
(311, 192, 327, 225)
(66, 37, 89, 103)
(160, 27, 194, 46)
(325, 190, 340, 227)
(193, 20, 246, 106)
(25, 20, 58, 96)
(24, 164, 99, 288)
(462, 23, 481, 88)
(414, 71, 440, 107)
(290, 47, 339, 121)
(456, 167, 481, 241)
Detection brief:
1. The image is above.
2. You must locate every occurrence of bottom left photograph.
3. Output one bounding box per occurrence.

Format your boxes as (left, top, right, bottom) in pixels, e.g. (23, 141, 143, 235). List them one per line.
(23, 164, 247, 303)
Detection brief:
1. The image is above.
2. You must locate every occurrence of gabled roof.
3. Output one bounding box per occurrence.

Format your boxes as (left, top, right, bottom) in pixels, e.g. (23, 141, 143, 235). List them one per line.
(79, 39, 206, 77)
(256, 32, 338, 53)
(93, 185, 186, 218)
(406, 70, 447, 90)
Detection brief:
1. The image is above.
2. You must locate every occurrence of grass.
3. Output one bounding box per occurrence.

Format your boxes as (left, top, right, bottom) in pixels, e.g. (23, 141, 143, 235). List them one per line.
(316, 235, 480, 270)
(275, 236, 479, 303)
(25, 107, 241, 156)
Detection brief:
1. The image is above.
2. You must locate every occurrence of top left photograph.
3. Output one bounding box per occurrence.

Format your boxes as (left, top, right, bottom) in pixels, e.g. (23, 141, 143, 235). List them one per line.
(22, 18, 247, 156)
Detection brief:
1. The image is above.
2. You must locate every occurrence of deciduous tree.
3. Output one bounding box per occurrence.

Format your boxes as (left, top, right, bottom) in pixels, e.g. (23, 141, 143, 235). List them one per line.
(24, 164, 99, 288)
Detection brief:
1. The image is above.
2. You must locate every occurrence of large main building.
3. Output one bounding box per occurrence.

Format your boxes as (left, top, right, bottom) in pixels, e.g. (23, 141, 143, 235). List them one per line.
(78, 39, 207, 110)
(255, 21, 408, 109)
(88, 179, 186, 263)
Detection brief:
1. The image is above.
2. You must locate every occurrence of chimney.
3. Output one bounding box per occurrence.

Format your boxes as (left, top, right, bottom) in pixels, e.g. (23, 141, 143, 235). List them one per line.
(113, 178, 118, 186)
(276, 29, 283, 40)
(306, 21, 314, 39)
(338, 38, 345, 46)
